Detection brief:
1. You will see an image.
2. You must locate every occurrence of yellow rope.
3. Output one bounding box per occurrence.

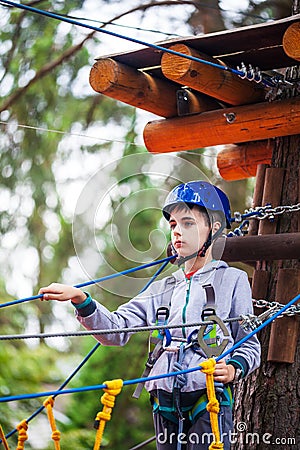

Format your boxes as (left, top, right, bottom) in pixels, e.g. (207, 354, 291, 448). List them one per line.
(43, 396, 61, 450)
(0, 424, 11, 450)
(200, 358, 224, 450)
(16, 420, 28, 450)
(93, 379, 123, 450)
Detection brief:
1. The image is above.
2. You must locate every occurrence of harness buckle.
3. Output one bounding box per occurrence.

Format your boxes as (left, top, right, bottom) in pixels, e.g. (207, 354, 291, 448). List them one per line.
(156, 306, 169, 322)
(201, 307, 216, 321)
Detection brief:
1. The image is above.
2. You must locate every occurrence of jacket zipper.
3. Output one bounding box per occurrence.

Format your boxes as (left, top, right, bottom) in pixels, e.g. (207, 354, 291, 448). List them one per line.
(182, 277, 192, 338)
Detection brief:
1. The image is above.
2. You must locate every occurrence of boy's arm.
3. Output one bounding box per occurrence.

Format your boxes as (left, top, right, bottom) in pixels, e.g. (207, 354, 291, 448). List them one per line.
(39, 282, 155, 346)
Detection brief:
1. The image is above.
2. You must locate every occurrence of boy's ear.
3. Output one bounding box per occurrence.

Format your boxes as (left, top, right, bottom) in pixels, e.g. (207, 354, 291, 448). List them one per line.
(212, 221, 221, 233)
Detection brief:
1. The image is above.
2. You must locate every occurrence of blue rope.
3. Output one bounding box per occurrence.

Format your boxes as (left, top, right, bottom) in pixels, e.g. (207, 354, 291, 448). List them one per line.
(1, 260, 168, 442)
(140, 260, 169, 293)
(0, 0, 273, 87)
(1, 292, 299, 404)
(4, 342, 101, 439)
(0, 255, 175, 309)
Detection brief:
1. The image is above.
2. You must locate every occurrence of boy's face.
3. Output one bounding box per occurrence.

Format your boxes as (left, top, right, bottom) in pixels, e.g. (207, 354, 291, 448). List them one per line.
(169, 205, 210, 259)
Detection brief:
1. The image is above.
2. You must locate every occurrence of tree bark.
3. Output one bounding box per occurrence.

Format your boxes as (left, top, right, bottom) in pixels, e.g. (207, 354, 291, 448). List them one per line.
(232, 36, 300, 450)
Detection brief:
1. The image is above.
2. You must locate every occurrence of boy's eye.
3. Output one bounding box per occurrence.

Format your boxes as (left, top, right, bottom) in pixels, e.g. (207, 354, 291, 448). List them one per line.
(184, 221, 194, 227)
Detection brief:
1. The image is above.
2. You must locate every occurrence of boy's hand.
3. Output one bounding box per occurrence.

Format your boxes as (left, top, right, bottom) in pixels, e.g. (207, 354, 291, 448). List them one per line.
(213, 359, 235, 383)
(38, 283, 87, 304)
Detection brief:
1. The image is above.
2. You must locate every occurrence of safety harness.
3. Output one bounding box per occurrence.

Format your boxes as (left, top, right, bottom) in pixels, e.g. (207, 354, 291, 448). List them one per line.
(134, 267, 231, 449)
(132, 276, 176, 399)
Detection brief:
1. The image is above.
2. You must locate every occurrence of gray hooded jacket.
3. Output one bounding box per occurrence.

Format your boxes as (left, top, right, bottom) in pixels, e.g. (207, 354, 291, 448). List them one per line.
(76, 260, 261, 393)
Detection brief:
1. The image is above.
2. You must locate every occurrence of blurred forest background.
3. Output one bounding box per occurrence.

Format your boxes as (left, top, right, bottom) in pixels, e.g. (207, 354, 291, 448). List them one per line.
(0, 0, 294, 448)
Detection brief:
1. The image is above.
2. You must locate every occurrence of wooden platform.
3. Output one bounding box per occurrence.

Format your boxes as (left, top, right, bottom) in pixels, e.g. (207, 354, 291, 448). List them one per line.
(90, 15, 300, 173)
(96, 14, 300, 77)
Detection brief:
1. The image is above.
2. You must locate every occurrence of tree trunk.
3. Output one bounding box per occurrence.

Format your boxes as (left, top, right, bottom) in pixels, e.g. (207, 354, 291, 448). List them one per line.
(232, 5, 300, 446)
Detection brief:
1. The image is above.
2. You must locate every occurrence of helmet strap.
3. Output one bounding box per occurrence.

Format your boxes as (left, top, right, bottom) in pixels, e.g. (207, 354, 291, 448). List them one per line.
(199, 226, 224, 257)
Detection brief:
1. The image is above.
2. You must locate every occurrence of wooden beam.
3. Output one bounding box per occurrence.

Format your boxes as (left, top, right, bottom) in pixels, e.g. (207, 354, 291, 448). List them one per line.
(283, 22, 300, 62)
(267, 268, 300, 363)
(143, 97, 300, 153)
(251, 269, 270, 300)
(258, 168, 284, 235)
(161, 43, 265, 106)
(248, 164, 269, 236)
(212, 233, 300, 262)
(89, 58, 220, 118)
(217, 141, 272, 181)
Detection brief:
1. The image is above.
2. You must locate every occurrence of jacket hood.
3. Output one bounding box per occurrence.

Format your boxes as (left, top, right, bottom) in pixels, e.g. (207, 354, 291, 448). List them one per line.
(171, 259, 228, 282)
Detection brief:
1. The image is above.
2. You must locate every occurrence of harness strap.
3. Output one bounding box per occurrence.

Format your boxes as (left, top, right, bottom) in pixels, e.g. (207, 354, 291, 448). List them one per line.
(201, 268, 225, 321)
(198, 268, 229, 358)
(132, 339, 164, 399)
(132, 276, 176, 399)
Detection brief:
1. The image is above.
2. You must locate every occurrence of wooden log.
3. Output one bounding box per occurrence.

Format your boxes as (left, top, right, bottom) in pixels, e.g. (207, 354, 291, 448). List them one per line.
(212, 233, 300, 262)
(251, 269, 270, 316)
(217, 141, 272, 181)
(282, 22, 300, 61)
(143, 97, 300, 153)
(251, 270, 270, 299)
(267, 268, 300, 363)
(161, 43, 265, 106)
(299, 167, 300, 232)
(248, 164, 269, 236)
(89, 58, 219, 118)
(258, 168, 284, 235)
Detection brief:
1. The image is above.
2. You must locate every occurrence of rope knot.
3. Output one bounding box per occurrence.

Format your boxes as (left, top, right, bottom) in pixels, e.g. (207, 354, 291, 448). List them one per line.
(17, 430, 28, 442)
(52, 430, 61, 441)
(16, 420, 29, 450)
(209, 443, 224, 450)
(16, 420, 28, 432)
(207, 399, 220, 415)
(93, 379, 123, 450)
(103, 379, 123, 395)
(43, 396, 55, 408)
(199, 358, 224, 449)
(97, 411, 111, 422)
(200, 358, 216, 375)
(101, 392, 115, 408)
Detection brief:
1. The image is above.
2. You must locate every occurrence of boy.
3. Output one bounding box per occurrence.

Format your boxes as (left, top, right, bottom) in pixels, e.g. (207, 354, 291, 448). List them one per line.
(39, 181, 261, 449)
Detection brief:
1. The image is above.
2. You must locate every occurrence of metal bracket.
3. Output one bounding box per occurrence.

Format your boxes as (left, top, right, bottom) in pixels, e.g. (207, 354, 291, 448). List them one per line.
(197, 314, 230, 358)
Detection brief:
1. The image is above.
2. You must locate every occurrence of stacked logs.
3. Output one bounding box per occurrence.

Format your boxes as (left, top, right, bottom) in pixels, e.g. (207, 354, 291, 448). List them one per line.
(89, 22, 300, 181)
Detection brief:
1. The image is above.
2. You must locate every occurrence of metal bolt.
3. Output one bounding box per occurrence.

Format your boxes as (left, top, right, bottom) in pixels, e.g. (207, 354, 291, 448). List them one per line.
(223, 112, 236, 123)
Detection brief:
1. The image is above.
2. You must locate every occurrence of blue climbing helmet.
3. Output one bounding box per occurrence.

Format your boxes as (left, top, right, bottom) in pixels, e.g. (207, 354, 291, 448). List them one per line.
(162, 181, 231, 229)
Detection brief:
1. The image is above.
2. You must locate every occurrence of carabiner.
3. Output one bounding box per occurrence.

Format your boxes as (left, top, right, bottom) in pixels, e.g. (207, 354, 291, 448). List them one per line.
(198, 314, 229, 358)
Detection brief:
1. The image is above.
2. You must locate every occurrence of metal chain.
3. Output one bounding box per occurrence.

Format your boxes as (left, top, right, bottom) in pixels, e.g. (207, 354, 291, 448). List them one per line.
(252, 298, 300, 317)
(240, 298, 300, 331)
(232, 203, 300, 223)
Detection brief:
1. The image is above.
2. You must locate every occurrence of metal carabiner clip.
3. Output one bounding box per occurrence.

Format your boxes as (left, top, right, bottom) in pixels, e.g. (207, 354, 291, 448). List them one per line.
(197, 314, 230, 358)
